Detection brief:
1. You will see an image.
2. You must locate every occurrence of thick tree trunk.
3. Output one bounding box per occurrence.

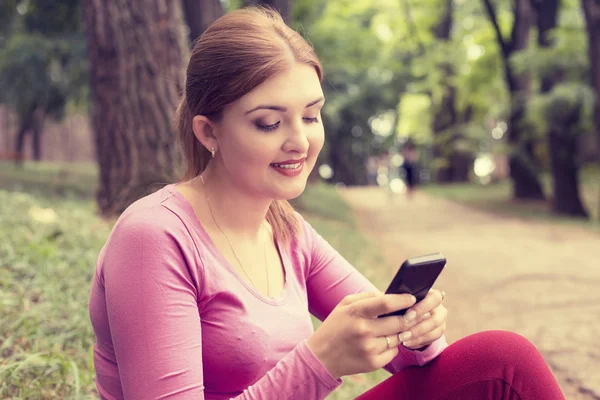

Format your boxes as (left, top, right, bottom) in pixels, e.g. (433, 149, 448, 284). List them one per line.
(582, 0, 600, 218)
(83, 0, 187, 217)
(482, 0, 545, 200)
(181, 0, 224, 44)
(244, 0, 292, 23)
(431, 0, 463, 183)
(535, 0, 588, 217)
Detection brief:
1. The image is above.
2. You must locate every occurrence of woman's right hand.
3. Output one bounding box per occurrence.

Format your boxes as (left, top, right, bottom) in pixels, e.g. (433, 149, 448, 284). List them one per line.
(306, 292, 420, 379)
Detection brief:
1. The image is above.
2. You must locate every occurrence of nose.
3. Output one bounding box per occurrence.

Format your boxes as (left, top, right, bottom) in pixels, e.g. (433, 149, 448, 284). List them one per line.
(282, 122, 309, 154)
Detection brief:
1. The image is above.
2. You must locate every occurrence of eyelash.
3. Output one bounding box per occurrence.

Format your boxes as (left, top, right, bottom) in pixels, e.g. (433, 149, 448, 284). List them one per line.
(256, 117, 320, 132)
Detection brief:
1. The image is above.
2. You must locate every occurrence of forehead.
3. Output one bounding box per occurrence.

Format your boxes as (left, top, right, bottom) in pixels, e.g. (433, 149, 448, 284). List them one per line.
(234, 63, 323, 110)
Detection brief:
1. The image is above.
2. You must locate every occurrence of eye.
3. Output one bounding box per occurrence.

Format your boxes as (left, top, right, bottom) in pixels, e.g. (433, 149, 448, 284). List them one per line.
(256, 121, 280, 132)
(303, 117, 320, 123)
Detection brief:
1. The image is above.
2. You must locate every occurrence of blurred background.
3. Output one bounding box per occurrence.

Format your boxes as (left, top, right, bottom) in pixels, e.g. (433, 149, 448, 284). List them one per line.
(1, 0, 599, 398)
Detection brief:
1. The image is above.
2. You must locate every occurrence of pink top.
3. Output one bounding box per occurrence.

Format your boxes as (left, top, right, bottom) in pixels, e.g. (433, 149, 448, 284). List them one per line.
(88, 184, 447, 400)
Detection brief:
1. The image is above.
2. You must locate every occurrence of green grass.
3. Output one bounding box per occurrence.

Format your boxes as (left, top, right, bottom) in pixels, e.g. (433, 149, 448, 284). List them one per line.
(0, 183, 111, 398)
(1, 162, 390, 399)
(422, 164, 600, 230)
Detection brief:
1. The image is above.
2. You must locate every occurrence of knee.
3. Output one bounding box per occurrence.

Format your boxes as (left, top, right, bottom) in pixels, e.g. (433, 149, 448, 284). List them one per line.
(452, 330, 545, 374)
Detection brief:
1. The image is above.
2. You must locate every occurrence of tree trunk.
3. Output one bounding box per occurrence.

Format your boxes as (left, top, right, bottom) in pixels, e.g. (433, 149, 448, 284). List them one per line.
(15, 119, 29, 166)
(582, 0, 600, 218)
(535, 0, 588, 217)
(181, 0, 224, 45)
(83, 0, 187, 217)
(244, 0, 292, 23)
(31, 108, 44, 162)
(14, 107, 36, 166)
(482, 0, 545, 200)
(431, 0, 462, 183)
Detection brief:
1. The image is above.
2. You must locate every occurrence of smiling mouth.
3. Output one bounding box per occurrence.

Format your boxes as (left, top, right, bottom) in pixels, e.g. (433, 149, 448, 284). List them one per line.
(270, 162, 302, 169)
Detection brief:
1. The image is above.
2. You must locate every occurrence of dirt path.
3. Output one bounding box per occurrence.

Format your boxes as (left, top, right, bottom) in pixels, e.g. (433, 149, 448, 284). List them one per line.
(339, 187, 600, 400)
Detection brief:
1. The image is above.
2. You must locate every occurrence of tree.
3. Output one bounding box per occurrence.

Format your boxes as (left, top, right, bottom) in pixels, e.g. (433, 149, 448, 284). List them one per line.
(83, 0, 187, 216)
(582, 0, 600, 217)
(482, 0, 546, 200)
(181, 0, 224, 44)
(530, 0, 588, 217)
(428, 0, 473, 182)
(0, 0, 86, 163)
(244, 0, 292, 23)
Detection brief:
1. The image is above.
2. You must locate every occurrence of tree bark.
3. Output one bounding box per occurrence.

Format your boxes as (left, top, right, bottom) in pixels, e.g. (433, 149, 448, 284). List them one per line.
(181, 0, 224, 45)
(244, 0, 292, 24)
(431, 0, 464, 183)
(83, 0, 187, 217)
(534, 0, 588, 217)
(582, 0, 600, 218)
(482, 0, 545, 200)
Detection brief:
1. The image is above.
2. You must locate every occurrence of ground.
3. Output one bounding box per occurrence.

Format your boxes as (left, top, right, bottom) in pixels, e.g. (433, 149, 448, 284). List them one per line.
(339, 187, 600, 400)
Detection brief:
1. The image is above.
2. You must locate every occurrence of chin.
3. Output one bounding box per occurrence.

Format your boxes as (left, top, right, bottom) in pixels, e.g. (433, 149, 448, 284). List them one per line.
(272, 180, 308, 201)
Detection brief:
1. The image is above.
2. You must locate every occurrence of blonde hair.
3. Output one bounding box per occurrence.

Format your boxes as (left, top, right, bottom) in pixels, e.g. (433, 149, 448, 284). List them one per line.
(174, 7, 323, 244)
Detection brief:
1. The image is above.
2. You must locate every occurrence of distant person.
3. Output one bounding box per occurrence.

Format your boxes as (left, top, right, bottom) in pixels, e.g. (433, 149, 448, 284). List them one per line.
(402, 141, 419, 199)
(88, 7, 565, 400)
(366, 155, 379, 186)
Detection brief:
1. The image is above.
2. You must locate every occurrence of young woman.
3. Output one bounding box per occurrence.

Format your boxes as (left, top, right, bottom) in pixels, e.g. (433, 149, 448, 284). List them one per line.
(88, 7, 565, 400)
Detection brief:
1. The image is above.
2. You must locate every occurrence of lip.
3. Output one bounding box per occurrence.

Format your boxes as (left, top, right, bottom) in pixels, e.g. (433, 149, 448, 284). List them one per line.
(271, 157, 307, 165)
(270, 159, 305, 177)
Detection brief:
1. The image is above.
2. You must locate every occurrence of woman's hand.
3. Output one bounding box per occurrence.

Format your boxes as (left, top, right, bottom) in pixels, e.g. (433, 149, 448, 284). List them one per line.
(398, 289, 447, 350)
(306, 292, 423, 379)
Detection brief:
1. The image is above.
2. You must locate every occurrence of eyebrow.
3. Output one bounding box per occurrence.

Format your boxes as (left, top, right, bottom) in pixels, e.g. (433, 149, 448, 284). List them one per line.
(244, 97, 325, 115)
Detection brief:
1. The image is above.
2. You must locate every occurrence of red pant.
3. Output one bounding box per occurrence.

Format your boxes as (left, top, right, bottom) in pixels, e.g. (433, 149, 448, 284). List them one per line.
(356, 330, 565, 400)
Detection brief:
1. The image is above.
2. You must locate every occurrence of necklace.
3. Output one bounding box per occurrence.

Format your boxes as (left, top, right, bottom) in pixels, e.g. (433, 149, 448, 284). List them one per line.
(199, 174, 271, 296)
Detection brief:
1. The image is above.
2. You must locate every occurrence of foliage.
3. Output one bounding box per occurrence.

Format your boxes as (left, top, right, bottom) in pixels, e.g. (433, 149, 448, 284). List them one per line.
(0, 0, 87, 128)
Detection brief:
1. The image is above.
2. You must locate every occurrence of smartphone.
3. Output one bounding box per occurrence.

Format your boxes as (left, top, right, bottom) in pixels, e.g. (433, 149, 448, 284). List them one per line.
(378, 252, 446, 318)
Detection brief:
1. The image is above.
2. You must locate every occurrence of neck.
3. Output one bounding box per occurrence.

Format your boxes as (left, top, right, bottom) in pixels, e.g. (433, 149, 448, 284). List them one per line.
(196, 165, 272, 240)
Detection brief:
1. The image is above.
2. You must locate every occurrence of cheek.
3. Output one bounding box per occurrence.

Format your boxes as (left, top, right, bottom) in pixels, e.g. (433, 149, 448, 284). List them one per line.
(308, 126, 325, 155)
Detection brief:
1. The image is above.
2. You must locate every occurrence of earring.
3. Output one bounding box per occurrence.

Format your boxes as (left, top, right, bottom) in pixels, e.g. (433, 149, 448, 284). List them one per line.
(210, 147, 216, 158)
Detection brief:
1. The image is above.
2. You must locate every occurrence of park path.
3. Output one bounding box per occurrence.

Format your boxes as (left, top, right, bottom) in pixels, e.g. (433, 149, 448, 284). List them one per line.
(338, 187, 600, 400)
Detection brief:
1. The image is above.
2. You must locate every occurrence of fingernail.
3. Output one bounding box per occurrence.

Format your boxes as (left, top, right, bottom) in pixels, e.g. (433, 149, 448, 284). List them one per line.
(422, 312, 430, 319)
(405, 310, 417, 321)
(399, 331, 412, 341)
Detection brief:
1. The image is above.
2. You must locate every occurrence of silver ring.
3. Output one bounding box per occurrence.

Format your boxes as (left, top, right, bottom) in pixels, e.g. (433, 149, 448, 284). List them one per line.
(385, 336, 391, 350)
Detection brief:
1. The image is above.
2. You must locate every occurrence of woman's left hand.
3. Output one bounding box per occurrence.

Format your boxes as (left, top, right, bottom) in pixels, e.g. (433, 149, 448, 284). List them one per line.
(399, 289, 447, 350)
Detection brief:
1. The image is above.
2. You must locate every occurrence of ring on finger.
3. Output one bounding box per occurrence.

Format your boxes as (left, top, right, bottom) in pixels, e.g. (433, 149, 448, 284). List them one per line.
(385, 335, 391, 350)
(440, 290, 446, 301)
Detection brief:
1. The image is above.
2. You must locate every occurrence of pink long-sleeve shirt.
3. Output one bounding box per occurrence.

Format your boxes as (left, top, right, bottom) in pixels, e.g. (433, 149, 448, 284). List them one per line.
(88, 184, 447, 400)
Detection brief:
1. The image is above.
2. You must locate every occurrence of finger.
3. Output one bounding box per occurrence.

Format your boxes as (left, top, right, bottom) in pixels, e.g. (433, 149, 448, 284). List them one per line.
(373, 345, 400, 368)
(370, 308, 430, 336)
(353, 293, 417, 319)
(374, 333, 402, 354)
(402, 307, 445, 341)
(339, 291, 381, 307)
(403, 322, 446, 349)
(403, 289, 444, 321)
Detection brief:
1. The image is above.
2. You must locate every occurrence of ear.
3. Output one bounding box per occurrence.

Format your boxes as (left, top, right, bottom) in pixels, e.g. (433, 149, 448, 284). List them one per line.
(192, 115, 219, 154)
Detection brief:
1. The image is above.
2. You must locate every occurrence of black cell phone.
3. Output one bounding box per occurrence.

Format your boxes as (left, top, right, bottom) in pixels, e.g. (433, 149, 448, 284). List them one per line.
(378, 253, 446, 318)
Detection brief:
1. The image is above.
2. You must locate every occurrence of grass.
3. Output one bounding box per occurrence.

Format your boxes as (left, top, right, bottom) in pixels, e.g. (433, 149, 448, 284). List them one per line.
(421, 164, 600, 230)
(0, 161, 390, 399)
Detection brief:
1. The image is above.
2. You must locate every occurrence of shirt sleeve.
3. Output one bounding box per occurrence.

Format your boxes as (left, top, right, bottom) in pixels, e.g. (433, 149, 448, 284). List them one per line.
(101, 208, 205, 399)
(299, 214, 447, 373)
(101, 207, 342, 400)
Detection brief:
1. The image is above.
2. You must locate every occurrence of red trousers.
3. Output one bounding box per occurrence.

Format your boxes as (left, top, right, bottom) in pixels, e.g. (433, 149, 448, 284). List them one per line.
(356, 330, 565, 400)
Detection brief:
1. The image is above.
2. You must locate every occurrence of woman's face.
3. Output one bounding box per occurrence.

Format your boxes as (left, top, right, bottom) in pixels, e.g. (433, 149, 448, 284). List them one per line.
(213, 62, 325, 201)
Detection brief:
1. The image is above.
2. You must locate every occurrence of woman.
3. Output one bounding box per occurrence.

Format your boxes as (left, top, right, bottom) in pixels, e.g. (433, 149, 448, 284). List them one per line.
(88, 7, 565, 400)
